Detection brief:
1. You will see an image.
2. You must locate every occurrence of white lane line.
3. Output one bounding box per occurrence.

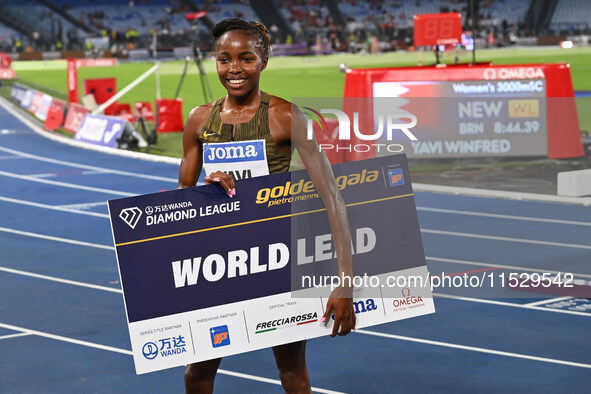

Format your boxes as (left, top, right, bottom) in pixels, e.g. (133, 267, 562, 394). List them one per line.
(356, 329, 591, 369)
(0, 170, 135, 196)
(0, 332, 31, 340)
(421, 228, 591, 250)
(216, 369, 346, 394)
(29, 173, 57, 178)
(417, 206, 591, 226)
(0, 226, 114, 250)
(82, 170, 109, 175)
(0, 266, 122, 293)
(1, 259, 589, 318)
(426, 256, 591, 279)
(0, 196, 109, 218)
(412, 183, 591, 206)
(0, 145, 178, 183)
(0, 322, 132, 355)
(57, 201, 108, 210)
(433, 293, 591, 317)
(0, 128, 32, 135)
(0, 250, 588, 317)
(0, 322, 345, 393)
(524, 296, 574, 307)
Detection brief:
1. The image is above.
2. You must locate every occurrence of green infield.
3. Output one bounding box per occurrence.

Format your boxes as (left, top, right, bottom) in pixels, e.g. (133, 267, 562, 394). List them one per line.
(4, 46, 591, 158)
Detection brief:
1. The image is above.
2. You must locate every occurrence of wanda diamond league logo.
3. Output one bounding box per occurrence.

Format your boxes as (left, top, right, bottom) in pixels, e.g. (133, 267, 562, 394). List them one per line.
(119, 207, 142, 229)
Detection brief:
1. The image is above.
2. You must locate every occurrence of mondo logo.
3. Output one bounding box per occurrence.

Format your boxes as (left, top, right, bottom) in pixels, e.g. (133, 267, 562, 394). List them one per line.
(333, 299, 378, 320)
(119, 207, 142, 229)
(354, 298, 378, 314)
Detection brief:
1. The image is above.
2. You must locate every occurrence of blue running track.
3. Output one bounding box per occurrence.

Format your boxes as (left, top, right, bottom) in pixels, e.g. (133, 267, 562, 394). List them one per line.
(0, 99, 590, 393)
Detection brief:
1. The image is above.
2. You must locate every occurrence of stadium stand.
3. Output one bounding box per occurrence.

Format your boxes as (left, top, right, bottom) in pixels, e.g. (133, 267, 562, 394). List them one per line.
(0, 0, 84, 51)
(0, 24, 19, 52)
(550, 0, 591, 33)
(273, 0, 334, 48)
(202, 0, 259, 24)
(39, 0, 200, 53)
(270, 0, 534, 53)
(1, 0, 590, 56)
(49, 0, 188, 35)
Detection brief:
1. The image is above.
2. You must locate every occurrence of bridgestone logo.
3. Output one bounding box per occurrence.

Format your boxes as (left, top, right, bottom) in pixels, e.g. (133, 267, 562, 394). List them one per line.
(119, 207, 143, 229)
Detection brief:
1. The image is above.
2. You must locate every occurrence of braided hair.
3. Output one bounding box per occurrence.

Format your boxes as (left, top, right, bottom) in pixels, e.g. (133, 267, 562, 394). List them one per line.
(211, 18, 270, 59)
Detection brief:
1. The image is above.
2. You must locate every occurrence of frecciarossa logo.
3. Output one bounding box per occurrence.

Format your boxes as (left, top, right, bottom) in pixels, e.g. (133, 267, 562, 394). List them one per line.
(255, 312, 318, 334)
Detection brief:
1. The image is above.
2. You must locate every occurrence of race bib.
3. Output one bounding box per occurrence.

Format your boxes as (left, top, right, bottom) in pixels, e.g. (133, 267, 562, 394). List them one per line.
(203, 140, 269, 180)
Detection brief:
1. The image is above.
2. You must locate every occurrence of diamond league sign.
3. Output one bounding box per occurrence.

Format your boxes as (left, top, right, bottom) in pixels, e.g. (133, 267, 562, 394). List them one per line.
(108, 154, 434, 374)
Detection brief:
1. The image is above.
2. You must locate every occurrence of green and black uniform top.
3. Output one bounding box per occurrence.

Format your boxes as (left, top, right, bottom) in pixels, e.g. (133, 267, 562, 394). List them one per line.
(199, 91, 290, 174)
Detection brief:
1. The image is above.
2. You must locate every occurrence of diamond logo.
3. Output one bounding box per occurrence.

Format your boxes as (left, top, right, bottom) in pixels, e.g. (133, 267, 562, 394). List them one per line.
(119, 207, 143, 229)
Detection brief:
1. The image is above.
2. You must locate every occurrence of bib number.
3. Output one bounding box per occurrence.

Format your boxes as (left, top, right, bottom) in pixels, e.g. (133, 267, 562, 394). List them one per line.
(203, 140, 269, 180)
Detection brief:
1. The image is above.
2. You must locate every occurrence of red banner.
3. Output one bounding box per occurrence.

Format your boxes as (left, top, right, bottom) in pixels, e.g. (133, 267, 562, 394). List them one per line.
(156, 99, 183, 132)
(67, 58, 78, 104)
(63, 103, 89, 134)
(0, 52, 12, 68)
(84, 78, 117, 115)
(44, 99, 67, 131)
(0, 68, 16, 79)
(75, 58, 118, 68)
(135, 101, 155, 121)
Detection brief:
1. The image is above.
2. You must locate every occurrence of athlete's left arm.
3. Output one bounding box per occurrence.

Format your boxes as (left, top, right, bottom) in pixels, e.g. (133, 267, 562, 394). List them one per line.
(272, 100, 355, 337)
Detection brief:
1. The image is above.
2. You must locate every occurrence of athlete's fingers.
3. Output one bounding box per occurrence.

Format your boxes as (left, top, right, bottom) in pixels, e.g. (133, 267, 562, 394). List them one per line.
(338, 315, 352, 336)
(204, 172, 223, 184)
(203, 176, 219, 184)
(332, 317, 342, 337)
(333, 311, 350, 336)
(329, 297, 354, 336)
(322, 300, 335, 336)
(205, 172, 235, 197)
(322, 301, 332, 325)
(218, 178, 235, 197)
(324, 300, 342, 337)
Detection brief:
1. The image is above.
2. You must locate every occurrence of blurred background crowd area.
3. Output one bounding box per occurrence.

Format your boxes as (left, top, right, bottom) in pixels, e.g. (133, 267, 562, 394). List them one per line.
(0, 0, 589, 58)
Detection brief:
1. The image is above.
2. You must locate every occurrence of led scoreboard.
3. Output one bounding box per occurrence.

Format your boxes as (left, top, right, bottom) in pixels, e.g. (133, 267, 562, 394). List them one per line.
(339, 63, 583, 160)
(414, 13, 463, 46)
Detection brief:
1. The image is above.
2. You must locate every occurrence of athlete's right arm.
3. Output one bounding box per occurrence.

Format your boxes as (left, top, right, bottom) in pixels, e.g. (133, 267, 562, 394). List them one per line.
(178, 106, 208, 189)
(177, 105, 236, 196)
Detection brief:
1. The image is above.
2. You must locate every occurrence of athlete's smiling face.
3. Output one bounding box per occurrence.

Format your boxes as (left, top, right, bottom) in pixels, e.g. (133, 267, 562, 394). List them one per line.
(216, 30, 267, 96)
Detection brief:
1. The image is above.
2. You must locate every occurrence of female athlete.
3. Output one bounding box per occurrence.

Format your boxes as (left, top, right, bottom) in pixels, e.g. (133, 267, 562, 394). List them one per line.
(177, 18, 355, 394)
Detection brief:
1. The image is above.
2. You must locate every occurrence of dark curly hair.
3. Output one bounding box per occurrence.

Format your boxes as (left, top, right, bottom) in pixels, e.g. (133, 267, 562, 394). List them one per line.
(211, 18, 270, 59)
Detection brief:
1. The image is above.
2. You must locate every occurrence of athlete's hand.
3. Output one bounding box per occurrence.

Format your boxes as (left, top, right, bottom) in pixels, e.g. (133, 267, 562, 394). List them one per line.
(322, 286, 355, 337)
(204, 171, 235, 197)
